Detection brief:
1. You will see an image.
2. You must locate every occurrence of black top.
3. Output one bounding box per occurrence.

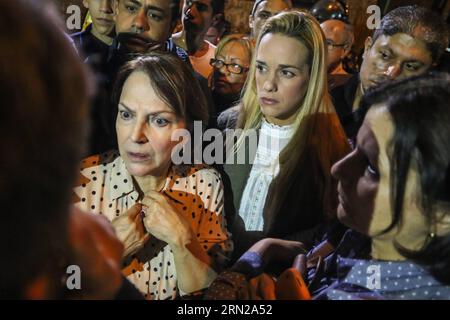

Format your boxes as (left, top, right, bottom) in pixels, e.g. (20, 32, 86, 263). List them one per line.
(71, 25, 111, 74)
(330, 74, 361, 139)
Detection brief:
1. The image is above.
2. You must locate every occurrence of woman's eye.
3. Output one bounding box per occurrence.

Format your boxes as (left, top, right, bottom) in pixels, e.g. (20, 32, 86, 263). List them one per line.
(119, 110, 131, 120)
(380, 51, 390, 60)
(151, 117, 169, 127)
(366, 163, 379, 178)
(258, 12, 271, 20)
(280, 70, 295, 78)
(256, 64, 266, 73)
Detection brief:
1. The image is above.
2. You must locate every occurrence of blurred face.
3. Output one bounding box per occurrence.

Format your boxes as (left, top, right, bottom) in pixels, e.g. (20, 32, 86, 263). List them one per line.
(320, 19, 351, 73)
(116, 71, 185, 177)
(331, 106, 386, 235)
(182, 0, 214, 35)
(213, 41, 251, 96)
(250, 0, 291, 40)
(332, 106, 429, 247)
(255, 33, 310, 126)
(359, 33, 433, 91)
(83, 0, 115, 36)
(205, 26, 220, 44)
(114, 0, 174, 43)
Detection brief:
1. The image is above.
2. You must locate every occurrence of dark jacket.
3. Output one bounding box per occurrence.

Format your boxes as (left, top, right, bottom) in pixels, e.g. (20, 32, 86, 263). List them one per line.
(330, 74, 361, 139)
(221, 113, 350, 261)
(71, 25, 113, 157)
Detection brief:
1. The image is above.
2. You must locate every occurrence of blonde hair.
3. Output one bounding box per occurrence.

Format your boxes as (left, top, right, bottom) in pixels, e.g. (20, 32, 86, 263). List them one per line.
(215, 34, 254, 62)
(238, 11, 335, 154)
(236, 11, 349, 227)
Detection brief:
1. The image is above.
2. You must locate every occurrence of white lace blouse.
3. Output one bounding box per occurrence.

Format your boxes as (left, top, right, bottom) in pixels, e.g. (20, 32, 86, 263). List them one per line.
(238, 119, 294, 231)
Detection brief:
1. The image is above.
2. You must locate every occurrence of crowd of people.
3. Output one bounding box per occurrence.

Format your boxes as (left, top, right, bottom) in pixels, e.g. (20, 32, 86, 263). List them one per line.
(0, 0, 449, 300)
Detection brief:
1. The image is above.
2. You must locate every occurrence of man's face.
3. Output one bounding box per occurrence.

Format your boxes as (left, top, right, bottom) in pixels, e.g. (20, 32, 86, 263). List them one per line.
(359, 33, 433, 90)
(182, 0, 214, 35)
(114, 0, 174, 43)
(320, 19, 352, 73)
(83, 0, 115, 36)
(249, 0, 291, 40)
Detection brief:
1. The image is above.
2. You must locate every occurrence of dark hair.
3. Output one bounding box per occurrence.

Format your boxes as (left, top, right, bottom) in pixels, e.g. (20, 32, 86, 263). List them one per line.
(170, 0, 182, 23)
(359, 72, 450, 284)
(0, 0, 89, 298)
(211, 0, 225, 16)
(113, 52, 209, 132)
(372, 5, 449, 63)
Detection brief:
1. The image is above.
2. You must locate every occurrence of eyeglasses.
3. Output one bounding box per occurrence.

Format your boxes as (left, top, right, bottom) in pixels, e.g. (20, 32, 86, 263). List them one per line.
(210, 58, 249, 74)
(325, 39, 348, 50)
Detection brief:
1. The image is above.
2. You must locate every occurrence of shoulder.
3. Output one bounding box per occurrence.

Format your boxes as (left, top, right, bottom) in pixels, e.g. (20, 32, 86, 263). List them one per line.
(79, 150, 120, 173)
(73, 150, 124, 208)
(217, 105, 241, 130)
(70, 29, 88, 48)
(75, 150, 121, 192)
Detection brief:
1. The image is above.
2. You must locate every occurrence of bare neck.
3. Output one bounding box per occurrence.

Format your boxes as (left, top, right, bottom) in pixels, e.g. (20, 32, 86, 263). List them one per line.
(133, 167, 170, 199)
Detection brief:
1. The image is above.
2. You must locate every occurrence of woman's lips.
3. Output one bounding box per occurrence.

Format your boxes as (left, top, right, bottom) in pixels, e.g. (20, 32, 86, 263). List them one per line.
(127, 152, 151, 162)
(215, 79, 229, 86)
(260, 97, 279, 106)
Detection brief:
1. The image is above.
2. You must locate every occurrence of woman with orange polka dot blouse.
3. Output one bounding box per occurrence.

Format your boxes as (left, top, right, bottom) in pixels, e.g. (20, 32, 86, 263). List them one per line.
(74, 53, 232, 300)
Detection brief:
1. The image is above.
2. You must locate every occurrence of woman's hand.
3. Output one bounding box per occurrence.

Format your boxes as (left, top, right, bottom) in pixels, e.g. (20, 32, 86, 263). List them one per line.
(141, 191, 192, 248)
(111, 203, 150, 258)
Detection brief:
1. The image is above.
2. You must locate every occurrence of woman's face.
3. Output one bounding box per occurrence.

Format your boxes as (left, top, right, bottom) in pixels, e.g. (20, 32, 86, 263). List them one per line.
(212, 41, 251, 96)
(116, 71, 185, 177)
(255, 33, 310, 126)
(331, 106, 426, 242)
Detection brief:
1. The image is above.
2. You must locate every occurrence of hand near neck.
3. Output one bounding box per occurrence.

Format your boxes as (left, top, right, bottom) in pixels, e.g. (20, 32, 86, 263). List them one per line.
(133, 165, 170, 199)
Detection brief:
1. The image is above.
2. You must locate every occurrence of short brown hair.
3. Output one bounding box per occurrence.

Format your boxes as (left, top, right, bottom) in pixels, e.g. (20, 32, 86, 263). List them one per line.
(113, 52, 209, 131)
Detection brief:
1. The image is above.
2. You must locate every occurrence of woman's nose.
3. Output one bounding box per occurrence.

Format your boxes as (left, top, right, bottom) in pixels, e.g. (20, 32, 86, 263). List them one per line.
(331, 151, 353, 182)
(130, 122, 149, 144)
(263, 74, 277, 92)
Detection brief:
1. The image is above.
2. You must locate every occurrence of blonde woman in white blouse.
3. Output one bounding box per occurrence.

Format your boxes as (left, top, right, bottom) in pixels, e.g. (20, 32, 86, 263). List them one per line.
(224, 12, 350, 258)
(74, 53, 232, 300)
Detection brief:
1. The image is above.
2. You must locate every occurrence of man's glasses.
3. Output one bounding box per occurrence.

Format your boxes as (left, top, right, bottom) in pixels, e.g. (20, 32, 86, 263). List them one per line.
(325, 39, 348, 50)
(210, 58, 249, 74)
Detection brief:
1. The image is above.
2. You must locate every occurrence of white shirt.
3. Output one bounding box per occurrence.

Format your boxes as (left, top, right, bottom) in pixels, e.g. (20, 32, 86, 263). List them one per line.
(238, 119, 294, 231)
